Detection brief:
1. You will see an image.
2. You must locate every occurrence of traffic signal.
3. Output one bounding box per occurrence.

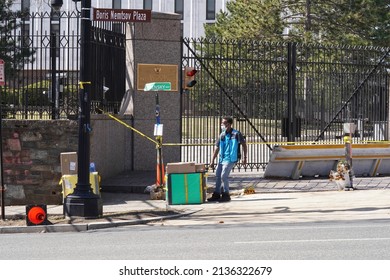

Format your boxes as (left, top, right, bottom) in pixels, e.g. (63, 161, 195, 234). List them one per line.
(26, 205, 49, 226)
(184, 67, 197, 89)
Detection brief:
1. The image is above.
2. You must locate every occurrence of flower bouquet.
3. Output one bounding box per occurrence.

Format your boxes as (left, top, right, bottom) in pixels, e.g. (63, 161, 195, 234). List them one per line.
(329, 160, 352, 191)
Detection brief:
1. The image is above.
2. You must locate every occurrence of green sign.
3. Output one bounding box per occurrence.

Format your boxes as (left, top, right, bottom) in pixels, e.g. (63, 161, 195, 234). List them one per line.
(144, 82, 171, 91)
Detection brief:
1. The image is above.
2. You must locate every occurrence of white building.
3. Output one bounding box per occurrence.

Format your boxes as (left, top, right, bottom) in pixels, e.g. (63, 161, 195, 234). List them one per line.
(11, 0, 231, 38)
(7, 0, 231, 74)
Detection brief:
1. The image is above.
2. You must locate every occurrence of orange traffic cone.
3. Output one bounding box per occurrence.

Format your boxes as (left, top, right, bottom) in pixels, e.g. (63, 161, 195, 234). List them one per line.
(26, 205, 48, 226)
(156, 163, 165, 186)
(156, 137, 165, 187)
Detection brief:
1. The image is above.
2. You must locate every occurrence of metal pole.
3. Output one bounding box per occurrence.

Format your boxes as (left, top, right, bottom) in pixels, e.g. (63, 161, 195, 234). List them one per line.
(344, 104, 354, 190)
(78, 0, 91, 197)
(50, 20, 57, 119)
(1, 59, 5, 220)
(0, 87, 4, 220)
(50, 5, 61, 119)
(64, 0, 102, 218)
(155, 93, 164, 187)
(287, 42, 297, 142)
(344, 130, 354, 190)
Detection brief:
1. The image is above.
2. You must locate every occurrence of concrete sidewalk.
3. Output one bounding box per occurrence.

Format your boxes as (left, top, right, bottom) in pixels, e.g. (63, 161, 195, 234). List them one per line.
(1, 171, 390, 233)
(162, 171, 390, 226)
(100, 169, 390, 193)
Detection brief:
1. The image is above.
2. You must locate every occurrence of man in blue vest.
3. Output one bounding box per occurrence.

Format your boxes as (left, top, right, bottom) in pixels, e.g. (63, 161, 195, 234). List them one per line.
(208, 117, 247, 202)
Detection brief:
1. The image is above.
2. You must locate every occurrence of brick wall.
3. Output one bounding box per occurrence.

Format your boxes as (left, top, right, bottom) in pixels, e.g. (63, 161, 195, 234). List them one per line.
(2, 120, 78, 206)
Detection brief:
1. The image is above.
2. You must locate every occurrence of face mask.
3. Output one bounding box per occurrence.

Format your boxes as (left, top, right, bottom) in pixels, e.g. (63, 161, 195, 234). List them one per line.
(221, 125, 226, 132)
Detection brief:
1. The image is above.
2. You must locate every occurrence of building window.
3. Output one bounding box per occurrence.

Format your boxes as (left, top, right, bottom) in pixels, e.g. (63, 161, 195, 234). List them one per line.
(112, 0, 121, 9)
(21, 0, 31, 48)
(21, 0, 30, 12)
(206, 0, 216, 20)
(21, 0, 30, 17)
(174, 0, 183, 20)
(144, 0, 152, 10)
(112, 0, 122, 32)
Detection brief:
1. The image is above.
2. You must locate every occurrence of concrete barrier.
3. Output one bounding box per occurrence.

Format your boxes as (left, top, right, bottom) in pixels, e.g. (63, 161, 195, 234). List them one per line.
(264, 143, 390, 179)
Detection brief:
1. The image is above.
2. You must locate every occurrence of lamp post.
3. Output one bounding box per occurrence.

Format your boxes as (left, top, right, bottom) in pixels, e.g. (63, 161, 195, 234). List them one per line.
(50, 0, 62, 119)
(64, 0, 102, 217)
(0, 59, 5, 220)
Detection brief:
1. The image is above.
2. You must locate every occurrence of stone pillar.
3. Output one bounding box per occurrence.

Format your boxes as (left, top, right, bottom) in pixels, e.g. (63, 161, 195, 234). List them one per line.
(123, 12, 182, 171)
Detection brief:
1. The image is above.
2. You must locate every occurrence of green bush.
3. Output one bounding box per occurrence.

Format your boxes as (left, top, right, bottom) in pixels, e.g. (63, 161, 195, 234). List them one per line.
(18, 80, 51, 106)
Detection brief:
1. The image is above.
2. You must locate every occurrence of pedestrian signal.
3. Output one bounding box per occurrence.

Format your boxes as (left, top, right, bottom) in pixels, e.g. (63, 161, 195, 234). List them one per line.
(184, 67, 197, 89)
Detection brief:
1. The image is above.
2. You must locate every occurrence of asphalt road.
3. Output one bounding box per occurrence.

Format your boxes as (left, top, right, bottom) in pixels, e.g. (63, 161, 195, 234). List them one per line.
(1, 219, 390, 260)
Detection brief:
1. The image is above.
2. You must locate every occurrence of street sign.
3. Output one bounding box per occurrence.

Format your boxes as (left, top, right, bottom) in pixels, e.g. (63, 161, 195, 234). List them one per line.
(144, 82, 171, 91)
(92, 8, 151, 22)
(0, 59, 5, 86)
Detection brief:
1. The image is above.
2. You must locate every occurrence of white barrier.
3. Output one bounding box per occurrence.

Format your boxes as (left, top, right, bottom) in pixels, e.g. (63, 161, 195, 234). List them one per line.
(264, 143, 390, 179)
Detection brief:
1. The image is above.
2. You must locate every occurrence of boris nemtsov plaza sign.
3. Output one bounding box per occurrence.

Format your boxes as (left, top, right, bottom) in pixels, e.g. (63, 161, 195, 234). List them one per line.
(92, 8, 151, 22)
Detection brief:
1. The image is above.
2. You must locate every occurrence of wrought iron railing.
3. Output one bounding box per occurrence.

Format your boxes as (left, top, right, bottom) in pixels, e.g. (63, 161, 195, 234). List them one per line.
(0, 11, 125, 120)
(181, 38, 390, 170)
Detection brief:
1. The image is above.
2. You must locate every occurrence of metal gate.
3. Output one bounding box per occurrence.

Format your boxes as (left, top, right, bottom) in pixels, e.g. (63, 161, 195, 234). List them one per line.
(0, 11, 125, 119)
(181, 38, 390, 171)
(89, 22, 126, 114)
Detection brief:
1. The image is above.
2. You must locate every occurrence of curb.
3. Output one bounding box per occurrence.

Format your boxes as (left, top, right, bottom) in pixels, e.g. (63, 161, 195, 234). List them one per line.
(0, 209, 201, 234)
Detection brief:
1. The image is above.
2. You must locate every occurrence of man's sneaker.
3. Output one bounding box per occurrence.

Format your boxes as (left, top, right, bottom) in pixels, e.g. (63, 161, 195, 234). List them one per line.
(207, 192, 221, 202)
(219, 192, 231, 202)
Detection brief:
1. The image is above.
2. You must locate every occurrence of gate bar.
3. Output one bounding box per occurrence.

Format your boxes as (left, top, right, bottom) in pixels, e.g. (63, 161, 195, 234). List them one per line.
(182, 39, 273, 151)
(315, 48, 390, 142)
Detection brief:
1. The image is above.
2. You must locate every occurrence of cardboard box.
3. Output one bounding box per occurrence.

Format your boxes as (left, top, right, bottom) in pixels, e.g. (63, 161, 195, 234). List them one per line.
(195, 163, 206, 172)
(61, 172, 100, 201)
(166, 162, 196, 174)
(60, 152, 77, 175)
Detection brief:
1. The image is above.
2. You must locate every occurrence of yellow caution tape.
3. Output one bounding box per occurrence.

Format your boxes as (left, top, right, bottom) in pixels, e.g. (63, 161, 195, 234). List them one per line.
(79, 81, 91, 89)
(163, 140, 390, 146)
(99, 109, 160, 146)
(98, 110, 390, 147)
(343, 136, 351, 143)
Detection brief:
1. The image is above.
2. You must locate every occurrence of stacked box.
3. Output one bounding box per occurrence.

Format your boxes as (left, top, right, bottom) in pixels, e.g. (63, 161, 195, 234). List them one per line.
(166, 162, 196, 174)
(60, 152, 77, 175)
(60, 152, 102, 201)
(61, 172, 100, 201)
(167, 172, 206, 205)
(195, 163, 206, 172)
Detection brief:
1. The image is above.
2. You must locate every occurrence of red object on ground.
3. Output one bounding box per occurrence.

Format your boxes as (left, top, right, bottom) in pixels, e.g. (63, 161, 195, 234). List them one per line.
(26, 205, 47, 226)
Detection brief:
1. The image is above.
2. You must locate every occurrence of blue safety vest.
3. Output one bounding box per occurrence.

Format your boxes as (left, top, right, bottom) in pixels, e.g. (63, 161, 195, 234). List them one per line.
(216, 129, 245, 163)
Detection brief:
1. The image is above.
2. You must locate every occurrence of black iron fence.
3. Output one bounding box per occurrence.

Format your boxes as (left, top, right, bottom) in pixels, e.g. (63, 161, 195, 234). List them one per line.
(2, 12, 390, 171)
(181, 38, 390, 170)
(0, 11, 125, 120)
